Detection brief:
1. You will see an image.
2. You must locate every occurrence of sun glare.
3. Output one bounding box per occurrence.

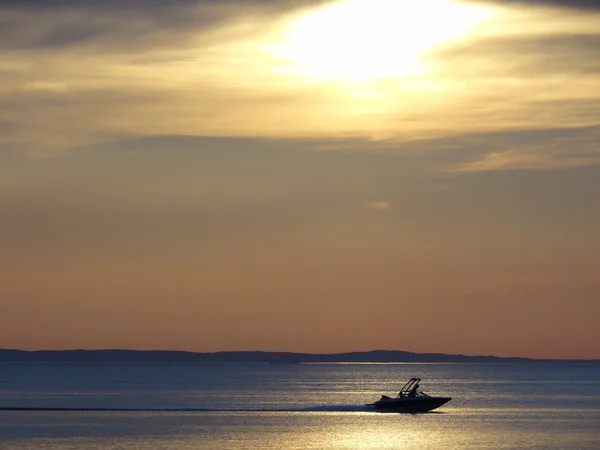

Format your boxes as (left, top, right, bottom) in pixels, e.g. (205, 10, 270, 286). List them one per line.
(274, 0, 489, 82)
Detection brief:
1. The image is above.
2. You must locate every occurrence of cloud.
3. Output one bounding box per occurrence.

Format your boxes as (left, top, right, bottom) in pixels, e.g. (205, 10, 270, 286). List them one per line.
(444, 126, 600, 172)
(1, 0, 600, 173)
(0, 0, 322, 52)
(434, 34, 600, 77)
(365, 201, 392, 212)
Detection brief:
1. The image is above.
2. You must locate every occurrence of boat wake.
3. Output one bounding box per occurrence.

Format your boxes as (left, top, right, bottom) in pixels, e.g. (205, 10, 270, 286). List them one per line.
(0, 404, 373, 413)
(303, 404, 373, 412)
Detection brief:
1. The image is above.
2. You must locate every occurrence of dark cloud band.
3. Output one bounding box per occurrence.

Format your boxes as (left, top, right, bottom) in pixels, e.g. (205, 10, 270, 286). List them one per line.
(0, 0, 325, 52)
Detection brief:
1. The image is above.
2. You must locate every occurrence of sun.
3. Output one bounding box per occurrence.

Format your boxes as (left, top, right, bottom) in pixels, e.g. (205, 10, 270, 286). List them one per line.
(273, 0, 489, 82)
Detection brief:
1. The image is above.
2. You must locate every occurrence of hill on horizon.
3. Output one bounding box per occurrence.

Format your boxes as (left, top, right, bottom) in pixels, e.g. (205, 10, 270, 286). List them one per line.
(1, 349, 594, 363)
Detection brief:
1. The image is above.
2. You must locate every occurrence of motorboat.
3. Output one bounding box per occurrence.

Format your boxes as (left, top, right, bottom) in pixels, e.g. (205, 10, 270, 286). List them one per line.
(367, 378, 451, 413)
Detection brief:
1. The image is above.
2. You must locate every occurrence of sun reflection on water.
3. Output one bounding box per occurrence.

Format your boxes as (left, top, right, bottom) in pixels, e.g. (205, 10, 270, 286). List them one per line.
(286, 413, 448, 449)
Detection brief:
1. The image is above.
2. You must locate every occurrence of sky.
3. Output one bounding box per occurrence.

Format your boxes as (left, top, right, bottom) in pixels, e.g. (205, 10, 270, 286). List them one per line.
(1, 0, 599, 359)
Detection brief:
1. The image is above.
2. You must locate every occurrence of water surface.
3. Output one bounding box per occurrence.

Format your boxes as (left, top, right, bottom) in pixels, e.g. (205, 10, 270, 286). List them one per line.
(1, 362, 599, 449)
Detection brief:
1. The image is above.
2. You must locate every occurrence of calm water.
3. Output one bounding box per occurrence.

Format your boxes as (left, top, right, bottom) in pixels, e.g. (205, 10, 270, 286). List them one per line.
(1, 362, 599, 449)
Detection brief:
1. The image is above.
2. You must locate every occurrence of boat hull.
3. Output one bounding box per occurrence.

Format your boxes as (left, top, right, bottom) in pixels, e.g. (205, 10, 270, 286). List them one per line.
(369, 397, 451, 413)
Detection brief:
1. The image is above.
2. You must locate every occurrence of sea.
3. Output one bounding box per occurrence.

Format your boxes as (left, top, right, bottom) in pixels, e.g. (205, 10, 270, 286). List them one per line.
(1, 362, 599, 449)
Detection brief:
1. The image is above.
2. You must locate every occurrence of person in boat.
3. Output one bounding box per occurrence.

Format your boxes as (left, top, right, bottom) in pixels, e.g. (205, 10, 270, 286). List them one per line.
(408, 382, 420, 397)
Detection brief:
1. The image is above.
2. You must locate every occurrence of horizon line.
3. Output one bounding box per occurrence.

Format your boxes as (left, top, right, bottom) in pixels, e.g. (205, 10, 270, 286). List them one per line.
(2, 348, 599, 362)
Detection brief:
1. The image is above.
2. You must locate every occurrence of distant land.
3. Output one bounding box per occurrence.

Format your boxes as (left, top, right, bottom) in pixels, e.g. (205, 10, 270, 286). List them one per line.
(1, 349, 597, 363)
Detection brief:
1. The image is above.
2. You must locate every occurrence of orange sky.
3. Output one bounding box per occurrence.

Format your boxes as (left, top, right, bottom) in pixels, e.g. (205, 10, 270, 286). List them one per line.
(1, 0, 600, 359)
